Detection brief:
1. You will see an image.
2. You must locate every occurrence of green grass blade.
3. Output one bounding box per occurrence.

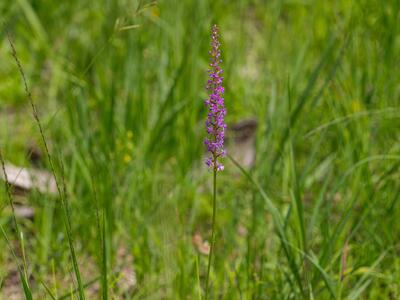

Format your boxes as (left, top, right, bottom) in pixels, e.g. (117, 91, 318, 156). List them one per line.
(270, 34, 346, 174)
(228, 154, 306, 297)
(57, 276, 101, 300)
(20, 270, 33, 300)
(40, 279, 57, 300)
(102, 212, 109, 300)
(7, 33, 86, 300)
(0, 225, 33, 300)
(346, 253, 386, 300)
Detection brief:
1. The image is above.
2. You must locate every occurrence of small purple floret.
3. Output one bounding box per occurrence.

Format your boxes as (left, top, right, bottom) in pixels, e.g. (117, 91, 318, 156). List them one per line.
(204, 25, 226, 172)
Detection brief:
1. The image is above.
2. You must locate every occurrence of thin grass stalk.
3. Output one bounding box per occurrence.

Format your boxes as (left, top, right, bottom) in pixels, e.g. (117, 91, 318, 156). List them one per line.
(0, 150, 33, 299)
(101, 211, 108, 300)
(6, 32, 86, 300)
(0, 225, 33, 299)
(90, 175, 108, 300)
(0, 151, 25, 265)
(40, 279, 57, 300)
(228, 154, 306, 297)
(195, 254, 201, 300)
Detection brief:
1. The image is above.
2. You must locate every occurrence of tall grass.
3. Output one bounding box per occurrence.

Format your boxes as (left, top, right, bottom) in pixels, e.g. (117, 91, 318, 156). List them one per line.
(6, 33, 86, 300)
(0, 150, 32, 299)
(0, 0, 399, 298)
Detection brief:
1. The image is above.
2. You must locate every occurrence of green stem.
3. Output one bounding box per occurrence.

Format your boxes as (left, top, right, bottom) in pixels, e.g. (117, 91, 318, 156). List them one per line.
(205, 169, 217, 300)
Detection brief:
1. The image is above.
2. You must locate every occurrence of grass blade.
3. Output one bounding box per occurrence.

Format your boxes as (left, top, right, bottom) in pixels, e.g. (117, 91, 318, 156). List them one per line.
(7, 32, 86, 300)
(228, 154, 306, 297)
(269, 34, 347, 174)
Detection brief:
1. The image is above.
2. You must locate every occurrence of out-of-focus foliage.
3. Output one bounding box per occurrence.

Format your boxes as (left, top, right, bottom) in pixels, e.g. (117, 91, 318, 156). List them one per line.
(0, 0, 399, 298)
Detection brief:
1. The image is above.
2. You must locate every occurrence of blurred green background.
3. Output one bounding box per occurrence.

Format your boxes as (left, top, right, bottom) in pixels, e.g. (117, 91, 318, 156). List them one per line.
(0, 0, 400, 298)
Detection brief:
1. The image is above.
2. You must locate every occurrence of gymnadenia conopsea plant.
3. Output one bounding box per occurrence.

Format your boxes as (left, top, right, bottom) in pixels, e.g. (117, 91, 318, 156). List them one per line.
(204, 24, 226, 300)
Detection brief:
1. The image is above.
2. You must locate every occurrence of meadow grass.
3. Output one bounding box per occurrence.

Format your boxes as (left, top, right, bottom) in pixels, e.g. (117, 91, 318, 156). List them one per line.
(0, 0, 400, 299)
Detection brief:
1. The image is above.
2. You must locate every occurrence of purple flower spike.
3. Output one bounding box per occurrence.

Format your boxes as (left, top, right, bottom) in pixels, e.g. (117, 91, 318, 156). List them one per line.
(204, 25, 226, 172)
